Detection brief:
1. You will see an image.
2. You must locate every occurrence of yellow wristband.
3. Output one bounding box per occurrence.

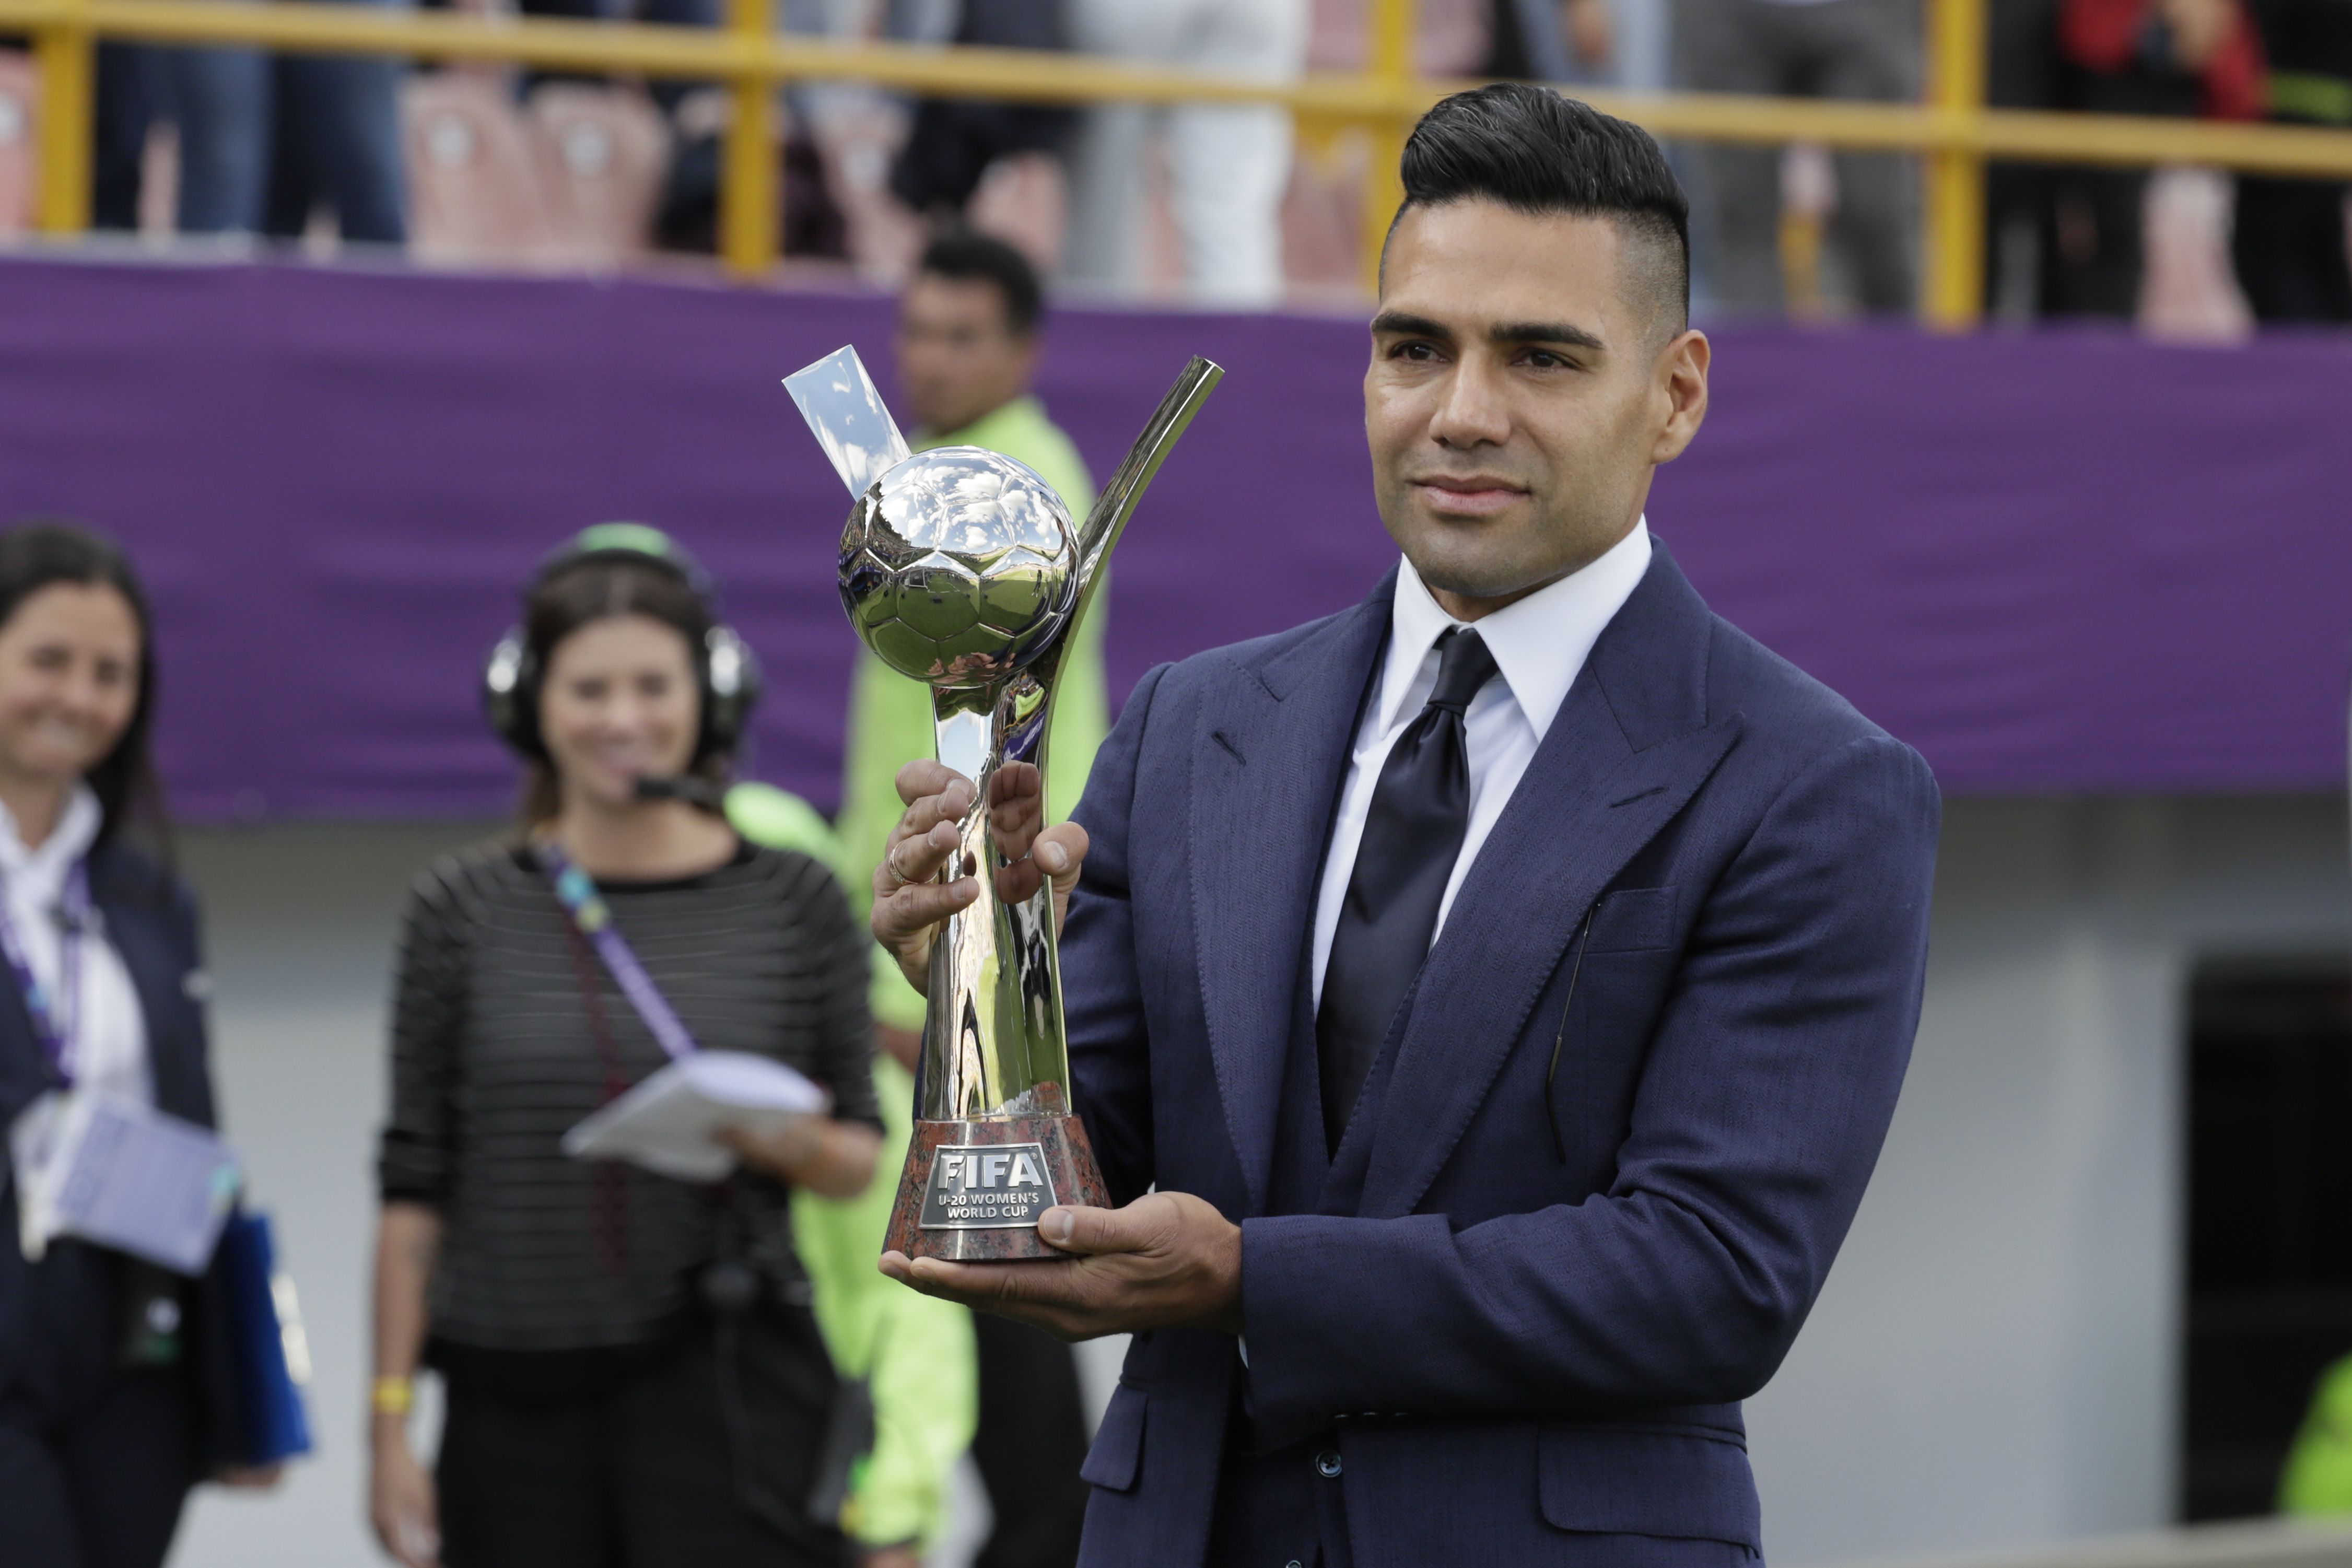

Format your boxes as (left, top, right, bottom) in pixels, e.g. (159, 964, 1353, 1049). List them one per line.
(371, 1377, 414, 1417)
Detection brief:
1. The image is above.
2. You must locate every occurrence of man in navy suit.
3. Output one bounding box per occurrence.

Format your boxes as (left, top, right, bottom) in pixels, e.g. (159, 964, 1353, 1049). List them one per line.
(873, 84, 1940, 1566)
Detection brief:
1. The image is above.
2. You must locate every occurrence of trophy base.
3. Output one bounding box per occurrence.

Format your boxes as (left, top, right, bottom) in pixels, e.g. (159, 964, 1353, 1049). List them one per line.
(883, 1107, 1113, 1262)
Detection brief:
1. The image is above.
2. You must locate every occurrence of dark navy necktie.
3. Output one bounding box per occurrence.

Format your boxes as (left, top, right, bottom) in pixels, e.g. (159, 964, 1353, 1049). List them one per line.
(1316, 626, 1500, 1155)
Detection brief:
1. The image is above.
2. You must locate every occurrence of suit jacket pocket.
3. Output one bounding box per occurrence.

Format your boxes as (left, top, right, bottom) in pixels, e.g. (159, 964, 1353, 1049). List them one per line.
(1537, 1424, 1760, 1548)
(1080, 1380, 1147, 1492)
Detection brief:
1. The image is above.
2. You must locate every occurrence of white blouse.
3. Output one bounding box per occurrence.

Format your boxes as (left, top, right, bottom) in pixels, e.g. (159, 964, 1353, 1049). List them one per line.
(0, 787, 150, 1104)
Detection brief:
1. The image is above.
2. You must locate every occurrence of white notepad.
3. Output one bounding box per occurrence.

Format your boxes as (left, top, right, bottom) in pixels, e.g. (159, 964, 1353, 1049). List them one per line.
(563, 1050, 829, 1182)
(9, 1090, 242, 1274)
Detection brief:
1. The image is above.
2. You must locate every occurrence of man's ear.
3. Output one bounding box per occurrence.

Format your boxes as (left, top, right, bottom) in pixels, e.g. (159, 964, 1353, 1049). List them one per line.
(1649, 328, 1710, 465)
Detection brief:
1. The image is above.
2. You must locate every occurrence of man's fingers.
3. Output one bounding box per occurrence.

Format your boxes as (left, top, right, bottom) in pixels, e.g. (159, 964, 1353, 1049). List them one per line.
(895, 759, 972, 808)
(879, 818, 962, 893)
(1034, 822, 1089, 883)
(897, 781, 977, 846)
(872, 877, 978, 943)
(1037, 1197, 1160, 1257)
(987, 761, 1044, 808)
(895, 1253, 1085, 1310)
(879, 1248, 1102, 1326)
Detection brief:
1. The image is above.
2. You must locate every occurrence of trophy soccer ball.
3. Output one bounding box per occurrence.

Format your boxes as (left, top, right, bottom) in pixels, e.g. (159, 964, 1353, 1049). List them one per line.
(838, 447, 1081, 688)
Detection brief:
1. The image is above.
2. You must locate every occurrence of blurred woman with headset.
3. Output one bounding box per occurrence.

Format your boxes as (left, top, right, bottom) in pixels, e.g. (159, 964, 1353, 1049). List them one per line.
(367, 524, 883, 1568)
(0, 521, 277, 1568)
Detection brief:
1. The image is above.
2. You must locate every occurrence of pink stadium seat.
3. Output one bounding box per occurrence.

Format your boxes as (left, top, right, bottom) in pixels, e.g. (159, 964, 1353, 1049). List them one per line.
(967, 150, 1066, 277)
(527, 83, 666, 267)
(0, 51, 40, 237)
(403, 71, 558, 266)
(1307, 0, 1488, 75)
(1279, 137, 1365, 301)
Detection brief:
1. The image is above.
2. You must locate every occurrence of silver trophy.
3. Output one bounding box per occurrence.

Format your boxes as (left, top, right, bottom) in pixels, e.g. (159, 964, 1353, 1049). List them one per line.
(786, 346, 1222, 1261)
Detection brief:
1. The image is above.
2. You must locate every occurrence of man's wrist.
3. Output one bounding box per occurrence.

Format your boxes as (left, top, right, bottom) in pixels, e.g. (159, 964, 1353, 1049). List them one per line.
(1207, 1214, 1246, 1336)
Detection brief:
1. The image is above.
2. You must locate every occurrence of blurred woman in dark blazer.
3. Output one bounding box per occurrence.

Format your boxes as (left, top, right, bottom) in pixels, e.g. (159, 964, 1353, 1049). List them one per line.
(0, 521, 272, 1568)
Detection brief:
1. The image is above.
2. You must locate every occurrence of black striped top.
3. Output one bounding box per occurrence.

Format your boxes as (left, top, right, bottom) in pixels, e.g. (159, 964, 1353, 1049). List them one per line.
(377, 839, 879, 1352)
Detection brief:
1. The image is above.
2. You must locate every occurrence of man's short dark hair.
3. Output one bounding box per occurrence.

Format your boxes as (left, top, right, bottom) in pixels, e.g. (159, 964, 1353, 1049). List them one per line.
(915, 229, 1045, 336)
(1395, 83, 1690, 333)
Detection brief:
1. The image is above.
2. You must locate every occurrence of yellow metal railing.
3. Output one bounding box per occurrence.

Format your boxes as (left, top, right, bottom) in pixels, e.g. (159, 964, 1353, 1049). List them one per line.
(5, 0, 2352, 326)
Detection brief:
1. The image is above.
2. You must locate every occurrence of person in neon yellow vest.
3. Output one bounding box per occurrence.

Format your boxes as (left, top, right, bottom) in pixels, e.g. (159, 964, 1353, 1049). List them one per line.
(2281, 1353, 2352, 1514)
(724, 784, 978, 1568)
(836, 229, 1107, 1568)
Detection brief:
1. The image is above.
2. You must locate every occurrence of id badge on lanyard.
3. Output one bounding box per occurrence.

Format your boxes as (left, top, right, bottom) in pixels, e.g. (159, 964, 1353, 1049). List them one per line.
(2, 859, 241, 1277)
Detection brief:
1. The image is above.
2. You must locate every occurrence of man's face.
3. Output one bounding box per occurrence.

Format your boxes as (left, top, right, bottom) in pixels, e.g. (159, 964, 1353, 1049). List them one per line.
(896, 274, 1039, 437)
(1365, 200, 1709, 617)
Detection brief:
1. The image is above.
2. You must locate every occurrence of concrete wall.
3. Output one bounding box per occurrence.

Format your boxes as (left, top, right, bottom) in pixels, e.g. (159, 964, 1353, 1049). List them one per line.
(1750, 798, 2349, 1566)
(158, 797, 2351, 1567)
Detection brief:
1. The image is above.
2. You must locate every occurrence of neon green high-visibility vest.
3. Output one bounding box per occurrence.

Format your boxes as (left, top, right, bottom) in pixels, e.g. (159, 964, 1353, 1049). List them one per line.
(724, 785, 979, 1552)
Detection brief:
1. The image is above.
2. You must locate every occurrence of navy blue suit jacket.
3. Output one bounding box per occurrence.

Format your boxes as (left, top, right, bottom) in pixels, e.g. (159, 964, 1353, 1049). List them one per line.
(0, 842, 235, 1462)
(1058, 545, 1940, 1566)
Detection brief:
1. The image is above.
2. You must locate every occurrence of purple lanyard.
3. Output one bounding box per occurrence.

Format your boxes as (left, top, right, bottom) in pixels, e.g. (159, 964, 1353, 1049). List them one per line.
(535, 841, 700, 1063)
(0, 860, 90, 1083)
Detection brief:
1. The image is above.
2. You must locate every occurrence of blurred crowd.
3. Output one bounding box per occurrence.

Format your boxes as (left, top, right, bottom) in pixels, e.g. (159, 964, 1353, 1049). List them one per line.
(0, 0, 2344, 325)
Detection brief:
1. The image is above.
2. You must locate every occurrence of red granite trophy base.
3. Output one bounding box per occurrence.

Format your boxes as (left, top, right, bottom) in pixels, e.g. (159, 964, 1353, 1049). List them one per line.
(883, 1096, 1113, 1262)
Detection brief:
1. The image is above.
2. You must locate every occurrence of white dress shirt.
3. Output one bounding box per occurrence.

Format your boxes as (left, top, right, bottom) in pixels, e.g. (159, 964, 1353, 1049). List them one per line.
(0, 786, 150, 1104)
(1309, 520, 1653, 1008)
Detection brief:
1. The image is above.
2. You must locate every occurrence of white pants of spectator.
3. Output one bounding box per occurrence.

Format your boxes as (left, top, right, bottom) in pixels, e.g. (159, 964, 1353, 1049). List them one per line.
(1062, 0, 1308, 307)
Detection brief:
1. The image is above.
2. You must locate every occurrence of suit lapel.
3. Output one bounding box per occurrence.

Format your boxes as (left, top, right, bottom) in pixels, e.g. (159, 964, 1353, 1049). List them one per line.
(1359, 547, 1743, 1219)
(91, 856, 209, 1127)
(1190, 581, 1393, 1215)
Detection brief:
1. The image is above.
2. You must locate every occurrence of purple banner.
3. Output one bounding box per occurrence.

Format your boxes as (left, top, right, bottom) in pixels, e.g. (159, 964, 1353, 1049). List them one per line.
(0, 253, 2344, 818)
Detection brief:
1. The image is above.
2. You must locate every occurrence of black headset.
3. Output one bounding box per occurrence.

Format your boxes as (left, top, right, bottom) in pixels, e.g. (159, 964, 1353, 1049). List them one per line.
(482, 523, 762, 763)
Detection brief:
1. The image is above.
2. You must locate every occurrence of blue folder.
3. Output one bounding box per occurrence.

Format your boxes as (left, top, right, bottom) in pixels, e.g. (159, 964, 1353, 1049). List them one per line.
(216, 1211, 314, 1466)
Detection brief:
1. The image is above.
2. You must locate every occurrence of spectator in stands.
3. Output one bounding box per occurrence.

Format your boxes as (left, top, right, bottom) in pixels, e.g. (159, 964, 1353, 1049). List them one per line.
(368, 528, 881, 1568)
(2042, 0, 2262, 316)
(91, 48, 271, 235)
(2232, 0, 2351, 322)
(1981, 0, 2064, 319)
(1484, 0, 1617, 81)
(833, 229, 1105, 1568)
(262, 32, 410, 246)
(88, 17, 407, 245)
(1062, 0, 1310, 306)
(0, 521, 280, 1568)
(651, 0, 849, 258)
(723, 783, 980, 1568)
(1673, 0, 1917, 315)
(888, 0, 1075, 224)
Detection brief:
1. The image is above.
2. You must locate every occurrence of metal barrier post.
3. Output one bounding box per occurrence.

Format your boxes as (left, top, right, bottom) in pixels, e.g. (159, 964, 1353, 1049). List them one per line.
(1923, 0, 1987, 326)
(36, 0, 97, 233)
(719, 0, 777, 279)
(1361, 0, 1418, 295)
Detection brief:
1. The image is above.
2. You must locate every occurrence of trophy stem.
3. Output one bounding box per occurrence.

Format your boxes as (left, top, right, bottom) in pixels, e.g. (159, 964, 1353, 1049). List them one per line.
(918, 675, 1069, 1124)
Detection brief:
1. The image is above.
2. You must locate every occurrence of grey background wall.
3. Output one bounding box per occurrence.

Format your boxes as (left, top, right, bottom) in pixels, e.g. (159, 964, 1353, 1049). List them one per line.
(159, 798, 2350, 1567)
